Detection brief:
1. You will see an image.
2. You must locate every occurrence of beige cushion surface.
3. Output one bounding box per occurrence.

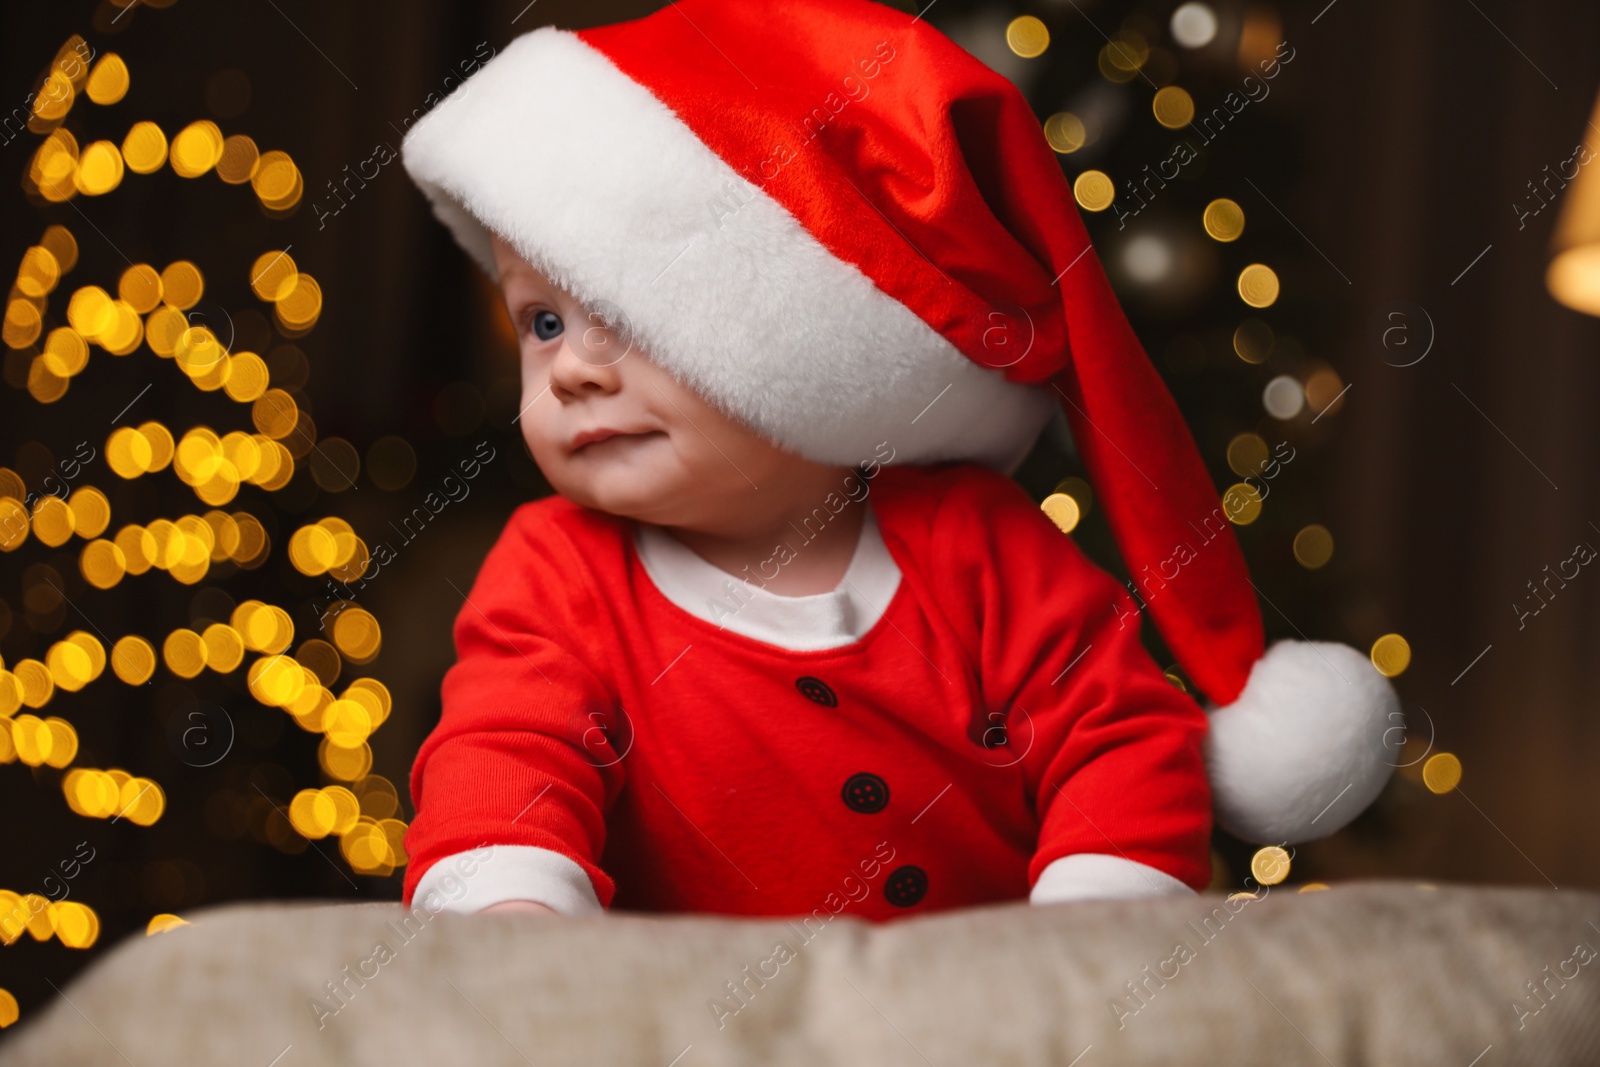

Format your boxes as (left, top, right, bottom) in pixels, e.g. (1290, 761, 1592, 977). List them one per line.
(5, 881, 1598, 1066)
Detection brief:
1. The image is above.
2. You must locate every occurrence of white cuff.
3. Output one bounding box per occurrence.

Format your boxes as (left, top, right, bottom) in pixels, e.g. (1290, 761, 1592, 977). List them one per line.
(412, 845, 604, 916)
(1029, 853, 1197, 905)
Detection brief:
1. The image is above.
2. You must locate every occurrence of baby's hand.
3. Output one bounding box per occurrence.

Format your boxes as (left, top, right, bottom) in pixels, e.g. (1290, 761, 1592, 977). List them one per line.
(481, 900, 558, 915)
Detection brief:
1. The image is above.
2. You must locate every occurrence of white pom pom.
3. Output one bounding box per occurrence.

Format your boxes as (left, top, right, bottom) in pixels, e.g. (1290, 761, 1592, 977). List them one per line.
(1202, 638, 1399, 844)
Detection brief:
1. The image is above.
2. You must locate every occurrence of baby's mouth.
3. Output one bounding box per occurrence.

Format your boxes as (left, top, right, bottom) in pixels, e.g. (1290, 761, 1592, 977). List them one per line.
(571, 430, 666, 454)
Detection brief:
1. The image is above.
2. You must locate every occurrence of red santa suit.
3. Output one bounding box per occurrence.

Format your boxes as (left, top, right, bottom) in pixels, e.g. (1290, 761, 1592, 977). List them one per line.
(402, 461, 1212, 919)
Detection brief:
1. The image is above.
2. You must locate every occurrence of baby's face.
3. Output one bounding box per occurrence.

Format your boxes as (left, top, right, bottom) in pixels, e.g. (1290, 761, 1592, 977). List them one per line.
(490, 233, 834, 532)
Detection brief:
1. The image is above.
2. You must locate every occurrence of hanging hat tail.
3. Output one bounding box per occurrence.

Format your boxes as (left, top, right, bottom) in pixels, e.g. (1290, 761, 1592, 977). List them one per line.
(963, 70, 1399, 844)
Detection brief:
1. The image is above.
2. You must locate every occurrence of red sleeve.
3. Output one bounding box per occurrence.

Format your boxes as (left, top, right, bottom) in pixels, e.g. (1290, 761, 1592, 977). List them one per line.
(401, 503, 627, 906)
(932, 465, 1213, 892)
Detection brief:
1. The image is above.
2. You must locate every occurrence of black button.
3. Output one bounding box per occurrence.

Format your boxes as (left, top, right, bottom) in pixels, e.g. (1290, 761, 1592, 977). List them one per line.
(841, 772, 889, 813)
(795, 676, 837, 707)
(884, 865, 927, 907)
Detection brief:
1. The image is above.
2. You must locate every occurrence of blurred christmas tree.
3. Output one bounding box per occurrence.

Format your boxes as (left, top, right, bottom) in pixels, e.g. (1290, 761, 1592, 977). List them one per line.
(1, 8, 410, 1028)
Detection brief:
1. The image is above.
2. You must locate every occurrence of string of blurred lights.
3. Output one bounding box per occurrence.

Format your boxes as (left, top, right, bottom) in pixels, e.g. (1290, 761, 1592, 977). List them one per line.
(2, 20, 410, 1020)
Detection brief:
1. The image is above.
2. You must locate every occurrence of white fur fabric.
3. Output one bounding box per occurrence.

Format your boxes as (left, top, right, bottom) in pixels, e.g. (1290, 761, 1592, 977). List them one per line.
(1204, 639, 1399, 844)
(399, 27, 1058, 472)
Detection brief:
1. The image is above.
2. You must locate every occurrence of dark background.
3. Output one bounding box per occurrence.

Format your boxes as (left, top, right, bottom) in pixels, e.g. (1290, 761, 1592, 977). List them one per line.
(2, 0, 1598, 1029)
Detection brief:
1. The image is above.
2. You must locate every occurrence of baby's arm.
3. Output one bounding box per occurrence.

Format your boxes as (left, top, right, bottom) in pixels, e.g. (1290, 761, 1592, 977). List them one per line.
(1020, 555, 1211, 901)
(402, 506, 627, 916)
(1020, 546, 1212, 903)
(936, 467, 1212, 904)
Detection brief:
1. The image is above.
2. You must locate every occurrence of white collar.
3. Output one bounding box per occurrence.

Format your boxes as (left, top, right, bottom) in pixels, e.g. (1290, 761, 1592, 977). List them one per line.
(632, 504, 901, 651)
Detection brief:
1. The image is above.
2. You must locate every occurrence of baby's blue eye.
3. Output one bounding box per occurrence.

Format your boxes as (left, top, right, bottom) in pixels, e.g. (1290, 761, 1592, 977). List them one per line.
(530, 310, 563, 341)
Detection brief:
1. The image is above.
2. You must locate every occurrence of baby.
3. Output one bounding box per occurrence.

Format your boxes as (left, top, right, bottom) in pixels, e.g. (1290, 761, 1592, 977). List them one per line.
(401, 230, 1213, 918)
(398, 0, 1396, 920)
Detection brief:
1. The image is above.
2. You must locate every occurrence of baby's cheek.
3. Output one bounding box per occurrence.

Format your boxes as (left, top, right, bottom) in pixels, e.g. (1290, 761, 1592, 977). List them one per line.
(519, 422, 546, 464)
(517, 399, 562, 469)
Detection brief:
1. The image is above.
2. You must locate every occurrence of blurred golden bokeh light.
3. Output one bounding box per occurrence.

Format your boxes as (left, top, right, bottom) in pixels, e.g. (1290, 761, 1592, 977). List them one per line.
(1251, 845, 1290, 885)
(1073, 170, 1116, 212)
(216, 134, 260, 185)
(1226, 432, 1268, 477)
(1040, 493, 1081, 534)
(16, 246, 60, 298)
(170, 120, 223, 179)
(1294, 524, 1335, 569)
(30, 496, 74, 547)
(320, 737, 372, 781)
(110, 636, 156, 685)
(1305, 367, 1347, 416)
(331, 608, 382, 664)
(1099, 37, 1146, 83)
(1043, 112, 1086, 154)
(1370, 633, 1412, 677)
(1422, 752, 1463, 794)
(1223, 482, 1263, 525)
(1237, 263, 1280, 307)
(84, 53, 129, 106)
(1006, 16, 1050, 59)
(116, 264, 161, 311)
(121, 120, 168, 174)
(162, 628, 208, 679)
(1152, 86, 1195, 129)
(252, 150, 304, 214)
(146, 914, 190, 936)
(74, 140, 124, 196)
(1204, 198, 1246, 242)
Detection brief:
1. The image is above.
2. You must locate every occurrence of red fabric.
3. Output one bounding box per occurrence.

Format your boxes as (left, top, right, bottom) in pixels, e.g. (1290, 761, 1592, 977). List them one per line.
(402, 463, 1213, 918)
(576, 0, 1263, 705)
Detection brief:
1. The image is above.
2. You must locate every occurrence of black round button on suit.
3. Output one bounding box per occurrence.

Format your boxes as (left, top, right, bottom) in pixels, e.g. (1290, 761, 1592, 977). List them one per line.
(841, 772, 889, 813)
(795, 676, 837, 707)
(884, 865, 928, 907)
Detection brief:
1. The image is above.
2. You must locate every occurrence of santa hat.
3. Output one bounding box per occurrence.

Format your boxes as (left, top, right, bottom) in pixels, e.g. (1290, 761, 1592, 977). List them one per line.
(399, 0, 1398, 845)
